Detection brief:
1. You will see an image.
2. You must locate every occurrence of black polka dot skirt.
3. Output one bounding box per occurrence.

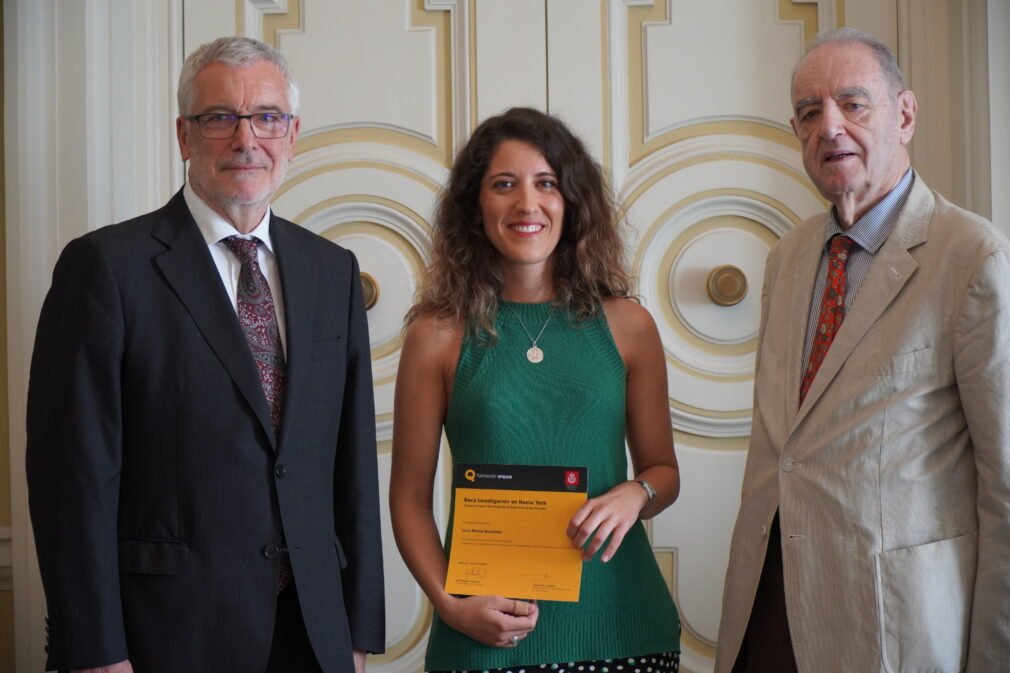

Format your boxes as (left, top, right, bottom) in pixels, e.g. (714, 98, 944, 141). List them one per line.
(431, 650, 680, 673)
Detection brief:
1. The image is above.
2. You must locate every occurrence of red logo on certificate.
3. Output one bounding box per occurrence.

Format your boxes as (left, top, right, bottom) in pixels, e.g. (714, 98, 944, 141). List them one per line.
(564, 470, 580, 487)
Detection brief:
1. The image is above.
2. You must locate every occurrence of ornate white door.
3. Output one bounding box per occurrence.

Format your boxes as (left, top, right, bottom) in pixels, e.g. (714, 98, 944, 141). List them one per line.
(179, 2, 895, 672)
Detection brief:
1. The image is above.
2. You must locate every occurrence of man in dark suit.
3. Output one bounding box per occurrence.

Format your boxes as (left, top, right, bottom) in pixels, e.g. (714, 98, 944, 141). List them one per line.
(26, 36, 384, 673)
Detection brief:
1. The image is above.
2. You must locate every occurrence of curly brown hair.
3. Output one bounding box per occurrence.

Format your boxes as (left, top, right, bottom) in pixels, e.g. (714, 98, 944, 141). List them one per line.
(407, 107, 632, 335)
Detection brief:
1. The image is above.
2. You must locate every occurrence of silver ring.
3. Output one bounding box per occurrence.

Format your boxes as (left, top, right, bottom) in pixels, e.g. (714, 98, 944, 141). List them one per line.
(508, 635, 519, 647)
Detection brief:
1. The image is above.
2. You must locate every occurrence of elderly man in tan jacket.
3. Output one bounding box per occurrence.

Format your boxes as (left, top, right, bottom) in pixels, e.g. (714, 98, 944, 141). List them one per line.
(716, 28, 1010, 673)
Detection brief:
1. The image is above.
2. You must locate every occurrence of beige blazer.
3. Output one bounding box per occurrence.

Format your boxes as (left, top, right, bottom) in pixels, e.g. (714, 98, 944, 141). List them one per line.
(715, 177, 1010, 673)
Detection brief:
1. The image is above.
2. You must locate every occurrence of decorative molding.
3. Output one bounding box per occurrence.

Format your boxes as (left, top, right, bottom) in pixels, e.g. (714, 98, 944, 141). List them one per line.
(639, 191, 792, 438)
(794, 0, 844, 33)
(258, 0, 302, 47)
(777, 0, 819, 45)
(607, 0, 634, 187)
(620, 133, 822, 439)
(621, 132, 818, 207)
(293, 194, 430, 441)
(425, 0, 473, 146)
(624, 1, 804, 169)
(0, 526, 11, 591)
(467, 0, 478, 131)
(255, 0, 461, 167)
(280, 141, 448, 200)
(625, 0, 669, 166)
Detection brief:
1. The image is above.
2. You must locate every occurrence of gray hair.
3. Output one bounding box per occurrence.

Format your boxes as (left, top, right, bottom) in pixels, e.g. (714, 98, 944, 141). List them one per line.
(795, 27, 907, 94)
(177, 36, 300, 116)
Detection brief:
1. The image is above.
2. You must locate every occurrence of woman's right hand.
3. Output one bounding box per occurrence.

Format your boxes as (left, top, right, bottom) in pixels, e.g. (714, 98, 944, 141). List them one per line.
(439, 595, 539, 648)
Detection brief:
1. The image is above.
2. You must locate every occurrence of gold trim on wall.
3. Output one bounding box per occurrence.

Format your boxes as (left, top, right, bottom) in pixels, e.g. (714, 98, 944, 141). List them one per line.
(295, 127, 453, 167)
(626, 0, 668, 166)
(626, 3, 805, 166)
(673, 430, 749, 452)
(369, 603, 434, 664)
(624, 0, 851, 167)
(778, 0, 819, 45)
(302, 196, 428, 364)
(670, 397, 753, 421)
(654, 550, 718, 658)
(630, 179, 805, 272)
(469, 0, 479, 131)
(778, 1, 848, 47)
(622, 152, 823, 219)
(293, 191, 432, 236)
(654, 213, 773, 359)
(235, 0, 244, 36)
(629, 184, 803, 388)
(261, 0, 455, 167)
(376, 438, 393, 457)
(654, 211, 771, 355)
(407, 0, 455, 166)
(600, 0, 612, 172)
(262, 0, 304, 48)
(682, 624, 718, 660)
(276, 159, 441, 204)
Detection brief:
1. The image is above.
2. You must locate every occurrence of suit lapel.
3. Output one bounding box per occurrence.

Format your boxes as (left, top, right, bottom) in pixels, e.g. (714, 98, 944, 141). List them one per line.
(152, 191, 277, 446)
(791, 178, 933, 431)
(270, 217, 318, 453)
(784, 223, 828, 429)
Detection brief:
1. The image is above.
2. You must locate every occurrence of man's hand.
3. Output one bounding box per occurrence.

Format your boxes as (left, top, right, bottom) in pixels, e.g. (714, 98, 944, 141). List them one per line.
(72, 660, 133, 673)
(353, 649, 367, 673)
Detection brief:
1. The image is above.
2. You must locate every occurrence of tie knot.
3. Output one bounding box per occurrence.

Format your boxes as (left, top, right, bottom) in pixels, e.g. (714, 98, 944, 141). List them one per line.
(829, 234, 855, 257)
(223, 236, 261, 264)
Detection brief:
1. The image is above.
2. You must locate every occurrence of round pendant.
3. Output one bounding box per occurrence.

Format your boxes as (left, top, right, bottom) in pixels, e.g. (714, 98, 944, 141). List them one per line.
(526, 346, 544, 364)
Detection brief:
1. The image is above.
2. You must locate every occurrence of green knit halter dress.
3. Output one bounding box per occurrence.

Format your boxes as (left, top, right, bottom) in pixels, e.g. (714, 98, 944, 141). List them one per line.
(424, 301, 680, 672)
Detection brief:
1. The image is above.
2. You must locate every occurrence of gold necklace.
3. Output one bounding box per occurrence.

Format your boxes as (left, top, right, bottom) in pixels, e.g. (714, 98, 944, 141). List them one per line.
(515, 308, 554, 364)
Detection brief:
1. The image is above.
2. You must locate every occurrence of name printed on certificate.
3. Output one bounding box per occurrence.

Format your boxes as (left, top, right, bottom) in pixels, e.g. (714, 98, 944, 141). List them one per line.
(444, 463, 588, 603)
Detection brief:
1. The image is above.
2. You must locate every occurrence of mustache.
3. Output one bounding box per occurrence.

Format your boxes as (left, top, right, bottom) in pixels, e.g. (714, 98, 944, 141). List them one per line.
(218, 156, 270, 170)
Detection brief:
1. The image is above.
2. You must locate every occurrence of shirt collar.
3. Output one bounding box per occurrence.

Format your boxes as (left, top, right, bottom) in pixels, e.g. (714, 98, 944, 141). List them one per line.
(183, 183, 274, 253)
(824, 168, 914, 255)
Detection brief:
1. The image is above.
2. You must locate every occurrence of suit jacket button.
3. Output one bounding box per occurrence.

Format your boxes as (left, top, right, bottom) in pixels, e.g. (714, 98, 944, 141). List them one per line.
(274, 464, 286, 479)
(782, 459, 795, 472)
(263, 544, 280, 559)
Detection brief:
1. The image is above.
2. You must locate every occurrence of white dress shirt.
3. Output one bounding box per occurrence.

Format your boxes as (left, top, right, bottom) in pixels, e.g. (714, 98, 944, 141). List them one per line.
(183, 183, 287, 355)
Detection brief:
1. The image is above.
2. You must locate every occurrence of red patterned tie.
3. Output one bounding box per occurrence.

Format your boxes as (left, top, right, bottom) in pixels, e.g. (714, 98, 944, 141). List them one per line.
(223, 236, 286, 432)
(799, 235, 855, 406)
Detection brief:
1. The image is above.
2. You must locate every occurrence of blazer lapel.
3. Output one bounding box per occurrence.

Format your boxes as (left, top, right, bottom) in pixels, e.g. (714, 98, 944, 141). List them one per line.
(784, 223, 828, 429)
(791, 178, 934, 431)
(270, 217, 318, 453)
(152, 191, 277, 446)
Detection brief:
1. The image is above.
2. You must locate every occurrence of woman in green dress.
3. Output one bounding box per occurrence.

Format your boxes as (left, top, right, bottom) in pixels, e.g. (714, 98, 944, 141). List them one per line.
(390, 107, 681, 673)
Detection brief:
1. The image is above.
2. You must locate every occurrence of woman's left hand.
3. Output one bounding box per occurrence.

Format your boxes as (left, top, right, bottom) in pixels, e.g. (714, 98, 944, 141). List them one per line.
(566, 481, 649, 562)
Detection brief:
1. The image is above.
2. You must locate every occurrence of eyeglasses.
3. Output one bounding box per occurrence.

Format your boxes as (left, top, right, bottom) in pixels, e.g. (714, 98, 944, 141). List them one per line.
(185, 112, 294, 139)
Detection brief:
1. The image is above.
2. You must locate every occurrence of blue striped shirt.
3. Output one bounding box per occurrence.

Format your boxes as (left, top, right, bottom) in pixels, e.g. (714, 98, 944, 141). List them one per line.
(801, 168, 915, 372)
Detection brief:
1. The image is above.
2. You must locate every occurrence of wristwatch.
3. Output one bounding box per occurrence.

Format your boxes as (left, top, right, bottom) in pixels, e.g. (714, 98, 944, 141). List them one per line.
(635, 478, 657, 504)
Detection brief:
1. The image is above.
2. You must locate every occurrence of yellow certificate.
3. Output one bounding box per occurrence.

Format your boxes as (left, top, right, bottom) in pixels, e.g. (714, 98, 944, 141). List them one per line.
(444, 463, 588, 602)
